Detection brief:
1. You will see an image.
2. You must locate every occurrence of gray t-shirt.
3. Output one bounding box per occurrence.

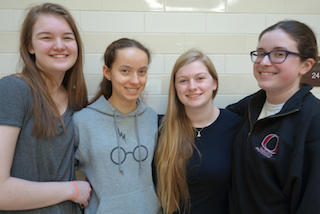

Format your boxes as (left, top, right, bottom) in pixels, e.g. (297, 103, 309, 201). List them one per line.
(0, 76, 81, 213)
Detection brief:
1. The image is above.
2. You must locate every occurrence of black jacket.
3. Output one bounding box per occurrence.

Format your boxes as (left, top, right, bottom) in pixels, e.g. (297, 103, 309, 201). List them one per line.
(227, 84, 320, 214)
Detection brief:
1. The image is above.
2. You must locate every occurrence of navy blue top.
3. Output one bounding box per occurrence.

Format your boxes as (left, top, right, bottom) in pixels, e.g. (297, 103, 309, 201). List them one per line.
(175, 109, 241, 214)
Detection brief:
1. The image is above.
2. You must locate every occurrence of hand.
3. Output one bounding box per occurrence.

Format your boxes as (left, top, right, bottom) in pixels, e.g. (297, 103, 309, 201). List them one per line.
(72, 180, 91, 207)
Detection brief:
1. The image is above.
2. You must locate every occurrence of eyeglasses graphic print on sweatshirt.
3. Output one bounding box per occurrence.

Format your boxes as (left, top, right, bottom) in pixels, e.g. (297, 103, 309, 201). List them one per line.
(110, 128, 148, 165)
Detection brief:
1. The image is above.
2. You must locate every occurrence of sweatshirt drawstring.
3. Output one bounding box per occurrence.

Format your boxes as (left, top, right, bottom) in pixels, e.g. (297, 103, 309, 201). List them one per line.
(134, 112, 142, 175)
(113, 109, 123, 174)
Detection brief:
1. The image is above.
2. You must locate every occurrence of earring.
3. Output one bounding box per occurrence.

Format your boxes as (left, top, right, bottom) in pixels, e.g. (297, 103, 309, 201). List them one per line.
(108, 79, 111, 81)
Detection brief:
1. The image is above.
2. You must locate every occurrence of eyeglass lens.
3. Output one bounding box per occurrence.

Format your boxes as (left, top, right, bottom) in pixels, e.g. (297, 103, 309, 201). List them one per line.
(251, 50, 287, 63)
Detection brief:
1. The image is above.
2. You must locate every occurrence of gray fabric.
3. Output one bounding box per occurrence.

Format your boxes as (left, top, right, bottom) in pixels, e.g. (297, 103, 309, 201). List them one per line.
(0, 76, 81, 214)
(74, 95, 161, 214)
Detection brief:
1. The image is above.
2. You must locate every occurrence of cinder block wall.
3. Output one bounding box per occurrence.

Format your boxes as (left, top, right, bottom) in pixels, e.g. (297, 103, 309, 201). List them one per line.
(1, 0, 320, 114)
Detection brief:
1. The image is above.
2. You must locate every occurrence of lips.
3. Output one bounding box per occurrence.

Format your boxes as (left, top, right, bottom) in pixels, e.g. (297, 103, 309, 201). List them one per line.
(126, 88, 139, 93)
(51, 54, 67, 58)
(260, 72, 276, 76)
(187, 94, 202, 98)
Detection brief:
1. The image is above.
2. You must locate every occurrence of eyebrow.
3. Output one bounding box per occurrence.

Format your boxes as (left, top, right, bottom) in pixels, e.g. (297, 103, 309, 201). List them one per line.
(256, 46, 288, 51)
(36, 31, 75, 36)
(120, 65, 148, 70)
(176, 72, 209, 79)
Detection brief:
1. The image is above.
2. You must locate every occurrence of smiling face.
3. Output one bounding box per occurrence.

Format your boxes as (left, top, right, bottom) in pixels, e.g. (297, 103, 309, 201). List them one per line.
(254, 29, 312, 101)
(29, 14, 78, 78)
(104, 47, 149, 110)
(175, 60, 217, 111)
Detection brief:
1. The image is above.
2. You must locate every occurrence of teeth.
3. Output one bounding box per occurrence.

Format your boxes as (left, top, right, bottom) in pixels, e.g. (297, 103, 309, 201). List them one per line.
(188, 94, 200, 98)
(127, 88, 138, 92)
(261, 72, 274, 76)
(53, 55, 67, 58)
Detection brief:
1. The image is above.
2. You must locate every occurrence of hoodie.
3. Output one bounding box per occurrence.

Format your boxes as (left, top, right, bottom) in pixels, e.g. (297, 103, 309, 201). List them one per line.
(74, 95, 161, 214)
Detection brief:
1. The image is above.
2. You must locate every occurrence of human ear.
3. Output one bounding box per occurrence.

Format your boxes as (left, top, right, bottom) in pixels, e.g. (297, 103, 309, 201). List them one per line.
(300, 58, 315, 75)
(212, 79, 218, 91)
(103, 65, 111, 80)
(28, 45, 35, 54)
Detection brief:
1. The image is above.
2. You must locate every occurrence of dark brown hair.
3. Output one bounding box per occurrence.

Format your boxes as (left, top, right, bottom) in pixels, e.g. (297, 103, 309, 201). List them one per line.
(259, 20, 318, 64)
(90, 38, 151, 103)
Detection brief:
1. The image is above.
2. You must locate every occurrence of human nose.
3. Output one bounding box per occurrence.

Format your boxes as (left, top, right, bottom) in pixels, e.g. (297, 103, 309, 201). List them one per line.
(130, 72, 139, 84)
(260, 54, 272, 65)
(53, 38, 66, 51)
(188, 79, 197, 90)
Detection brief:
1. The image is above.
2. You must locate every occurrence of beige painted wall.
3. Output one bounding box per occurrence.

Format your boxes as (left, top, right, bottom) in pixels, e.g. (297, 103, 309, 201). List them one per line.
(1, 0, 320, 114)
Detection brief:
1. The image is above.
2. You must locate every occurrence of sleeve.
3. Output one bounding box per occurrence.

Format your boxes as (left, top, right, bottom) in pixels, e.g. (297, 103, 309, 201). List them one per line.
(73, 114, 81, 167)
(226, 95, 251, 117)
(73, 112, 85, 171)
(295, 114, 320, 214)
(0, 76, 31, 127)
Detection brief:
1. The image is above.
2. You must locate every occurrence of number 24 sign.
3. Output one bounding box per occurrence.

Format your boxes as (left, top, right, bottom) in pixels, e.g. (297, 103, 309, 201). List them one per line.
(302, 62, 320, 86)
(312, 72, 320, 79)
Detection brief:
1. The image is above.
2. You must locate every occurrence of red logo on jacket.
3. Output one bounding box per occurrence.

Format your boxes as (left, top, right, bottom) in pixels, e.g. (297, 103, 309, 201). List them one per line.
(255, 134, 279, 158)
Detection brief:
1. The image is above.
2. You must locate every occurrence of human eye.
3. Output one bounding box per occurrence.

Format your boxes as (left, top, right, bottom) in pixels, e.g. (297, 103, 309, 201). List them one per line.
(64, 34, 75, 40)
(121, 69, 129, 74)
(273, 50, 286, 58)
(64, 36, 74, 40)
(178, 79, 187, 84)
(255, 51, 265, 57)
(62, 32, 75, 39)
(197, 76, 204, 81)
(41, 36, 51, 40)
(139, 70, 147, 75)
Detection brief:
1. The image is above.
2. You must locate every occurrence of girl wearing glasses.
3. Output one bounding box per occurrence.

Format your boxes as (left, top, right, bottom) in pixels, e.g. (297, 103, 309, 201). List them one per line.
(227, 20, 320, 213)
(73, 38, 161, 213)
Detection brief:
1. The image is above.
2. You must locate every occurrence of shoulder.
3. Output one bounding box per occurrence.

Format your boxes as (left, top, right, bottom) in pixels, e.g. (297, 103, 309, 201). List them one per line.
(226, 90, 263, 116)
(219, 109, 242, 124)
(0, 76, 31, 104)
(300, 92, 320, 116)
(0, 76, 30, 91)
(145, 106, 157, 116)
(73, 106, 95, 123)
(138, 100, 157, 117)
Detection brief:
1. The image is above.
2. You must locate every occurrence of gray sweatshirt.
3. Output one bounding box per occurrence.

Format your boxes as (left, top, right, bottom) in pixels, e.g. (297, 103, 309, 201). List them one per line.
(74, 95, 161, 214)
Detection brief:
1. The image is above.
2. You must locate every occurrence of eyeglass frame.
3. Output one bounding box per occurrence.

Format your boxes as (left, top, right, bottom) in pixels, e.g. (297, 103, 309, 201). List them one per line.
(250, 50, 306, 64)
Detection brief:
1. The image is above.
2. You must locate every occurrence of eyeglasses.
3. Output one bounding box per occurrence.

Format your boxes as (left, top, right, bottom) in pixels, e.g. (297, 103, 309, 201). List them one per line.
(250, 50, 304, 64)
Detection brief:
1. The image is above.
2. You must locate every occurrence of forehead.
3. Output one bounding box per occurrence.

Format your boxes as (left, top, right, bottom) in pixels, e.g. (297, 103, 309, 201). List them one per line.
(113, 47, 148, 65)
(176, 60, 210, 77)
(32, 14, 72, 33)
(258, 29, 298, 51)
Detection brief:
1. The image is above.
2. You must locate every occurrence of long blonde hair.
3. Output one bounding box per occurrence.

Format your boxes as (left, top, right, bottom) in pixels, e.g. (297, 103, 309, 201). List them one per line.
(19, 3, 87, 138)
(155, 49, 218, 213)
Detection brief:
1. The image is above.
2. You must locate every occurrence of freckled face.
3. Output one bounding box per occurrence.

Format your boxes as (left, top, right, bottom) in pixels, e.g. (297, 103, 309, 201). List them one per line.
(29, 14, 78, 77)
(104, 47, 149, 107)
(175, 60, 217, 111)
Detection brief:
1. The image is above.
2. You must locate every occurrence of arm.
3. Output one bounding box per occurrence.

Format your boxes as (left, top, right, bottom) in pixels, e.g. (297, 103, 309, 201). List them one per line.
(226, 95, 251, 117)
(0, 125, 91, 210)
(295, 117, 320, 213)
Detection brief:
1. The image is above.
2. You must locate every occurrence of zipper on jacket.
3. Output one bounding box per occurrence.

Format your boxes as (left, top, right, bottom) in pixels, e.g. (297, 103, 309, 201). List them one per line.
(246, 109, 299, 141)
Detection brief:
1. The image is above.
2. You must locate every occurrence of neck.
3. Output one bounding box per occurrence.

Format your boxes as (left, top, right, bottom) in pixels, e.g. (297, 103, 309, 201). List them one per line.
(185, 103, 219, 128)
(42, 72, 65, 94)
(108, 96, 138, 114)
(266, 84, 300, 104)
